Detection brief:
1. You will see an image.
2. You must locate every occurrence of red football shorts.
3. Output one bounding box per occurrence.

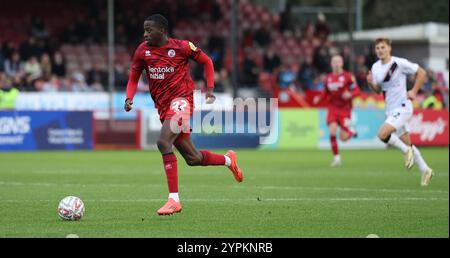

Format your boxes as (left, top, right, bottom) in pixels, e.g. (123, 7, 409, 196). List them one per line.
(326, 109, 352, 134)
(160, 96, 194, 145)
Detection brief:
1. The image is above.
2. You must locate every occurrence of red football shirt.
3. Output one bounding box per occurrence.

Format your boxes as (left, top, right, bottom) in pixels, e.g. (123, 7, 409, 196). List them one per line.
(129, 38, 202, 112)
(322, 71, 359, 111)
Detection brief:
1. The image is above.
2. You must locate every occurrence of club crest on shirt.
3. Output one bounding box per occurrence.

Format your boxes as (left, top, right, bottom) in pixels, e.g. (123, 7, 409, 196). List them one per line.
(145, 50, 151, 57)
(168, 49, 176, 58)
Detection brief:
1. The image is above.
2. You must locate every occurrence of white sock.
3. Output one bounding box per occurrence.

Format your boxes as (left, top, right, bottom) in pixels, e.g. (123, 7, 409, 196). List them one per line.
(334, 155, 341, 161)
(412, 146, 430, 174)
(169, 193, 180, 203)
(387, 134, 409, 153)
(224, 155, 231, 167)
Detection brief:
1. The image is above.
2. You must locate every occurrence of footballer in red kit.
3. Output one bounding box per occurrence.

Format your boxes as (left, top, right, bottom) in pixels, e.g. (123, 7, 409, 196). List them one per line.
(314, 55, 360, 167)
(125, 14, 243, 215)
(128, 37, 197, 124)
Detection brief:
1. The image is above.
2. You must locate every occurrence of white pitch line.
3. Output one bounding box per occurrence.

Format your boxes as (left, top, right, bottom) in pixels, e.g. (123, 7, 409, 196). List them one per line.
(230, 185, 450, 194)
(0, 181, 447, 195)
(0, 197, 448, 203)
(253, 197, 449, 202)
(0, 181, 163, 189)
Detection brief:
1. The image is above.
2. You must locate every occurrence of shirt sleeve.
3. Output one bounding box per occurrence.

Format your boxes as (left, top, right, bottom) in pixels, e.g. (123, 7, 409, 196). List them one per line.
(347, 73, 360, 98)
(348, 73, 358, 90)
(398, 57, 419, 76)
(183, 40, 202, 60)
(319, 75, 329, 99)
(126, 46, 145, 100)
(130, 46, 145, 73)
(183, 40, 215, 89)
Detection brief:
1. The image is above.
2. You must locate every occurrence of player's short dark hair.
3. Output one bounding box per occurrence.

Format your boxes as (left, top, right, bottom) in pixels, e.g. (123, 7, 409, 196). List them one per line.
(146, 14, 169, 31)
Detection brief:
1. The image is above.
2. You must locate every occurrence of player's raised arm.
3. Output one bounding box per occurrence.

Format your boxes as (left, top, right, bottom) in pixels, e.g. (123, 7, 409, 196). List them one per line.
(396, 57, 427, 101)
(125, 47, 145, 112)
(313, 76, 329, 105)
(407, 66, 427, 101)
(186, 41, 216, 104)
(366, 71, 381, 94)
(348, 74, 361, 99)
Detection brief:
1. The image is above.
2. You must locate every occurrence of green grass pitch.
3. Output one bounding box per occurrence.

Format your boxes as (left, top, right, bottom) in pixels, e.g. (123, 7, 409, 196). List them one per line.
(0, 148, 448, 238)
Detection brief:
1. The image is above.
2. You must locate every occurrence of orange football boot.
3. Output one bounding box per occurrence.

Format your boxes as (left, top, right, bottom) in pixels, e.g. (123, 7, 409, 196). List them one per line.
(157, 198, 182, 216)
(226, 150, 244, 182)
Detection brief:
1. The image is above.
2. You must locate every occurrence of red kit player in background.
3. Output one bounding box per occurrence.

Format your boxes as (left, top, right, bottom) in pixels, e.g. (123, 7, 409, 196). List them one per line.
(125, 14, 243, 215)
(314, 55, 360, 167)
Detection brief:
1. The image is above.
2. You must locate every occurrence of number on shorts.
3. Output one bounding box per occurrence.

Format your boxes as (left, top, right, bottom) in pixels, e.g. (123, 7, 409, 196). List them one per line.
(170, 99, 188, 113)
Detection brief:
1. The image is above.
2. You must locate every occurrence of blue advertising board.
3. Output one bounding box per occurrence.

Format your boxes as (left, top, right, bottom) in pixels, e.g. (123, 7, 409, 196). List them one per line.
(113, 92, 155, 119)
(318, 109, 386, 149)
(190, 111, 274, 149)
(0, 111, 93, 151)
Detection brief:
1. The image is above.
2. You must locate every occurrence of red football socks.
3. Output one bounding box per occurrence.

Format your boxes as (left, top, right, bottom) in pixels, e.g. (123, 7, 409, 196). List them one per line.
(162, 153, 178, 193)
(200, 150, 226, 166)
(330, 136, 339, 156)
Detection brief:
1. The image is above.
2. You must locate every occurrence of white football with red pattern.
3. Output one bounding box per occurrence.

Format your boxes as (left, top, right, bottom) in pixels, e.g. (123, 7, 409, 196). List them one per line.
(58, 196, 85, 221)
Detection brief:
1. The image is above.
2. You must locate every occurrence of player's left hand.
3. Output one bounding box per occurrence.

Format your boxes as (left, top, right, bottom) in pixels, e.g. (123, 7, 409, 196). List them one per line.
(124, 98, 133, 112)
(342, 91, 352, 100)
(206, 88, 216, 104)
(407, 90, 417, 101)
(313, 96, 321, 105)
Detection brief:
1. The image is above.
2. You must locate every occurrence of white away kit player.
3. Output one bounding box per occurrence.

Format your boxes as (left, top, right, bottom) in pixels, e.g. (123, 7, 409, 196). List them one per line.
(367, 38, 434, 186)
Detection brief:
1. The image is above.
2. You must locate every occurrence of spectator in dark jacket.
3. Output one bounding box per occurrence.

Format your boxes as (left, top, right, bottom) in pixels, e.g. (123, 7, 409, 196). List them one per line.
(263, 48, 281, 73)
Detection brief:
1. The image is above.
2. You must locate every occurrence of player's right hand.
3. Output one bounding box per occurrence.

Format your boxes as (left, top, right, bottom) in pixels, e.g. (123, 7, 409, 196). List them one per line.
(342, 91, 352, 100)
(124, 98, 133, 112)
(407, 90, 417, 101)
(205, 88, 216, 104)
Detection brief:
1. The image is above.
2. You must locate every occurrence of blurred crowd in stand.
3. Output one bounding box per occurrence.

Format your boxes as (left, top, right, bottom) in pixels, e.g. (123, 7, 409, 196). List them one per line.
(0, 0, 448, 109)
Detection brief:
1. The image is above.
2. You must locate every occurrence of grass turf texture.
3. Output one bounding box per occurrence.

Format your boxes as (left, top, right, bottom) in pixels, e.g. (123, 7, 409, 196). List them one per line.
(0, 148, 448, 238)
